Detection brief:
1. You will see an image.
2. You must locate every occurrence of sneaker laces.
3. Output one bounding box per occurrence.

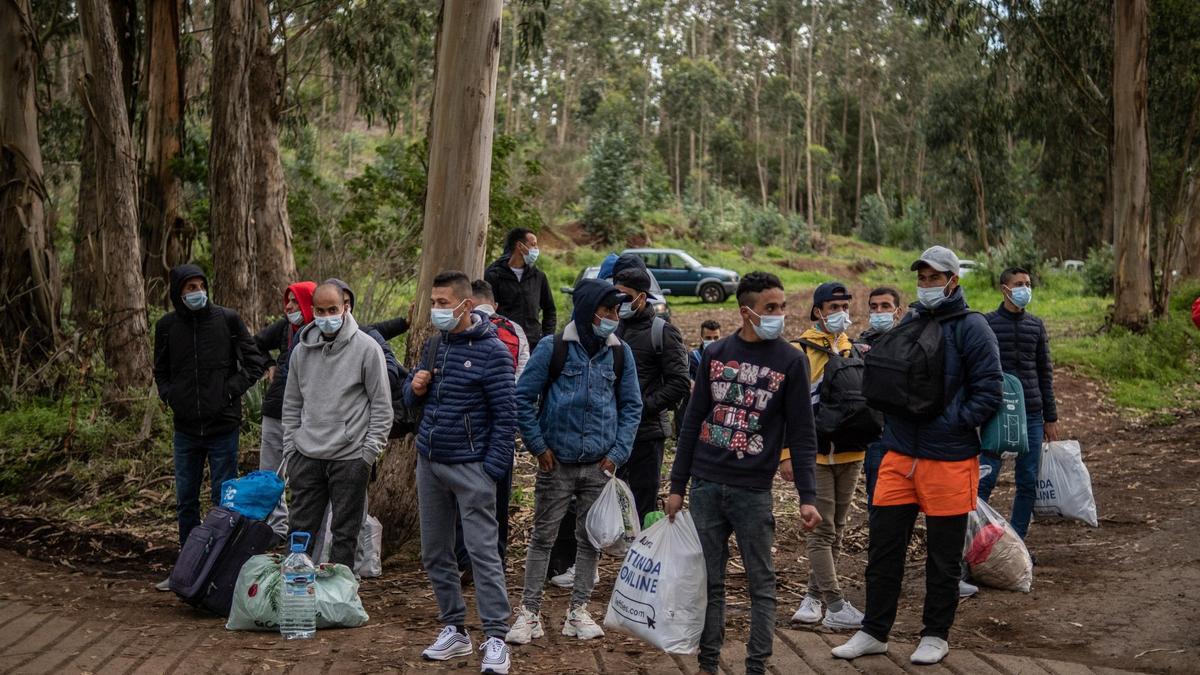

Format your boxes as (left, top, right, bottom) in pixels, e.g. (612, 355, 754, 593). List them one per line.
(482, 636, 506, 658)
(436, 625, 458, 641)
(571, 605, 596, 624)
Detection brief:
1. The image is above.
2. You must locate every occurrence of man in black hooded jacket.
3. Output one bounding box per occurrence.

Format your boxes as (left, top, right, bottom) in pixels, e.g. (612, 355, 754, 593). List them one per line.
(484, 228, 556, 344)
(153, 264, 266, 589)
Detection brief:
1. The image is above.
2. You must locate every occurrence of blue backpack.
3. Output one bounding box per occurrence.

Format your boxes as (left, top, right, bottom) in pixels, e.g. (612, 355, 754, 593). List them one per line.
(981, 373, 1028, 455)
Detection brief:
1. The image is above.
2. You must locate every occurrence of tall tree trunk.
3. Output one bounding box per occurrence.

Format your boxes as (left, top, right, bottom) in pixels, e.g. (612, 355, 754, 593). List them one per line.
(0, 0, 62, 364)
(854, 99, 865, 220)
(870, 108, 883, 200)
(804, 0, 819, 231)
(72, 120, 101, 330)
(250, 0, 296, 323)
(372, 0, 503, 555)
(964, 131, 990, 249)
(1111, 0, 1153, 330)
(142, 0, 190, 307)
(79, 0, 153, 399)
(209, 0, 258, 327)
(753, 76, 768, 208)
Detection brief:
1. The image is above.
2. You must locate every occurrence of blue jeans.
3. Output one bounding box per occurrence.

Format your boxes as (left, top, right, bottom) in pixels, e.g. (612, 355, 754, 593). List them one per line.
(690, 479, 776, 675)
(864, 441, 887, 507)
(977, 415, 1043, 539)
(173, 429, 240, 547)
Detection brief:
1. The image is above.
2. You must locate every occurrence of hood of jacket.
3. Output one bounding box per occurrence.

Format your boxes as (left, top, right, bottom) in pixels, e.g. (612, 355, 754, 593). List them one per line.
(297, 309, 361, 352)
(571, 277, 624, 355)
(285, 281, 317, 327)
(169, 264, 210, 316)
(323, 277, 356, 310)
(444, 310, 497, 344)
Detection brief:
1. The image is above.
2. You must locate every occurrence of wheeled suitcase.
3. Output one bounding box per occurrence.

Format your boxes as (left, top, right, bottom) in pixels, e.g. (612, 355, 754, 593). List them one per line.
(169, 506, 277, 616)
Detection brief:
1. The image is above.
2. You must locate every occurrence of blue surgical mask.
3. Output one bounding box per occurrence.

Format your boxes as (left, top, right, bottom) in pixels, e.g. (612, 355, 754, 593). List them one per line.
(869, 312, 896, 332)
(618, 302, 636, 320)
(314, 314, 343, 334)
(701, 339, 716, 349)
(748, 308, 785, 340)
(182, 290, 208, 310)
(593, 315, 619, 338)
(917, 284, 949, 309)
(431, 300, 466, 332)
(1010, 286, 1033, 309)
(524, 246, 540, 265)
(287, 310, 304, 326)
(821, 310, 851, 334)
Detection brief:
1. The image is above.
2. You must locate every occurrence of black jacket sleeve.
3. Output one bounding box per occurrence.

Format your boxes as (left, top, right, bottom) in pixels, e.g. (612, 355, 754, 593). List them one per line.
(254, 318, 288, 359)
(539, 273, 557, 338)
(224, 311, 268, 399)
(370, 316, 411, 342)
(784, 354, 818, 505)
(669, 349, 712, 497)
(153, 316, 172, 402)
(644, 322, 691, 414)
(1037, 320, 1058, 423)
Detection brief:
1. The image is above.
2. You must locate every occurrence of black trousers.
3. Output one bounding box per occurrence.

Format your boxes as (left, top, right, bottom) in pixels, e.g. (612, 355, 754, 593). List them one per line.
(288, 454, 371, 568)
(863, 504, 968, 642)
(616, 438, 665, 524)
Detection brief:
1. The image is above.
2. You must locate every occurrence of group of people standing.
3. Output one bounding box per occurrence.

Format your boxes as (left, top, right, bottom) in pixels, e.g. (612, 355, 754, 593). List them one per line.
(150, 230, 1058, 675)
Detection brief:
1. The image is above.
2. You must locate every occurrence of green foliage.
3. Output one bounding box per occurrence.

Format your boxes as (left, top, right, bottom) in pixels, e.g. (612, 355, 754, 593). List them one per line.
(887, 198, 929, 250)
(1082, 244, 1114, 297)
(977, 228, 1046, 286)
(856, 194, 890, 245)
(582, 130, 637, 243)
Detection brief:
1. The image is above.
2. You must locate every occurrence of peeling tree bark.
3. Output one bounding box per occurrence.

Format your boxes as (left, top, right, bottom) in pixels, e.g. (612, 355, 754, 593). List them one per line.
(0, 0, 62, 364)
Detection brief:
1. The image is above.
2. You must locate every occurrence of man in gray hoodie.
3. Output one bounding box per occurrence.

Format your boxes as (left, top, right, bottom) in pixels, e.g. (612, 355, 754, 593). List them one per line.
(282, 283, 392, 567)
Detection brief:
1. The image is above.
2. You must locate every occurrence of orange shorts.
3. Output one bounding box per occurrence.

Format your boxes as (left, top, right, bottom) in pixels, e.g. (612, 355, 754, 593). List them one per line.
(873, 451, 979, 516)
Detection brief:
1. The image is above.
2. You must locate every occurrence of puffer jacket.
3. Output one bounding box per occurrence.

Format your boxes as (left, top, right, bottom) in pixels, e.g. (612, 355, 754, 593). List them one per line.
(881, 288, 1003, 462)
(616, 306, 690, 442)
(985, 304, 1057, 422)
(403, 312, 516, 480)
(515, 321, 643, 466)
(484, 256, 557, 343)
(153, 264, 267, 437)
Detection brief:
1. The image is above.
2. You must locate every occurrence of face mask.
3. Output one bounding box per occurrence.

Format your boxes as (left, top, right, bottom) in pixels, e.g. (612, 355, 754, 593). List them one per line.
(618, 296, 644, 320)
(287, 310, 304, 326)
(593, 315, 619, 338)
(821, 310, 851, 334)
(314, 314, 343, 334)
(1010, 286, 1033, 308)
(869, 312, 895, 332)
(431, 299, 466, 331)
(747, 308, 785, 340)
(182, 290, 207, 310)
(523, 246, 540, 265)
(917, 283, 950, 309)
(702, 339, 716, 349)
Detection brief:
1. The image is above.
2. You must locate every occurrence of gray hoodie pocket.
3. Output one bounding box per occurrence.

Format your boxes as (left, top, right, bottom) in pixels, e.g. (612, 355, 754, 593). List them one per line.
(296, 419, 352, 456)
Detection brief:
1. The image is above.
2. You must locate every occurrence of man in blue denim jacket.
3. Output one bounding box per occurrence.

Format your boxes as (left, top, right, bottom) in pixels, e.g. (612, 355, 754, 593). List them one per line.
(506, 277, 643, 645)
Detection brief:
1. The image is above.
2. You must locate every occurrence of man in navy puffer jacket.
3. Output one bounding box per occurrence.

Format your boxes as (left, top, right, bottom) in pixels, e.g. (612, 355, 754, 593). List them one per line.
(403, 271, 516, 670)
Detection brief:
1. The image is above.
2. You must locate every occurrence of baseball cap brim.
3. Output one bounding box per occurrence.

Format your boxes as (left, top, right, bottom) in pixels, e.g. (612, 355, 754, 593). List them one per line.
(910, 258, 953, 273)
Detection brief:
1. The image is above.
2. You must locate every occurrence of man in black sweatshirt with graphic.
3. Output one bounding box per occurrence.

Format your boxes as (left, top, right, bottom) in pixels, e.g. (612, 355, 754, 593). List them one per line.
(667, 271, 822, 675)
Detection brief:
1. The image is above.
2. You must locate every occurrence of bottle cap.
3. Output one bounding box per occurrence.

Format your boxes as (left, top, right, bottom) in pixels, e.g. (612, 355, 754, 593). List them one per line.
(289, 531, 311, 553)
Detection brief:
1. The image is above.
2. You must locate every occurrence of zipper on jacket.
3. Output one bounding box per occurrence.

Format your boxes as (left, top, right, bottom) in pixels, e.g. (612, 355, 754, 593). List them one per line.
(465, 414, 476, 455)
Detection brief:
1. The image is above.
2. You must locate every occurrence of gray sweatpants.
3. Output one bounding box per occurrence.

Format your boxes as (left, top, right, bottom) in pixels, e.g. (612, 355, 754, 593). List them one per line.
(520, 461, 607, 613)
(417, 455, 511, 638)
(259, 416, 290, 538)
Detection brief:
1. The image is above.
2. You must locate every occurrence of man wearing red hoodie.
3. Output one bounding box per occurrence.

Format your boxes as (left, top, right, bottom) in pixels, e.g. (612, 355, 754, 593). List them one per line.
(254, 281, 317, 537)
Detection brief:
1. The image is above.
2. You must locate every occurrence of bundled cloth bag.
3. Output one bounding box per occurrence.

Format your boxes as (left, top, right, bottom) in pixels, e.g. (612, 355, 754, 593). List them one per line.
(1034, 440, 1099, 527)
(604, 511, 706, 655)
(964, 498, 1034, 593)
(586, 475, 641, 557)
(220, 471, 285, 522)
(226, 554, 370, 631)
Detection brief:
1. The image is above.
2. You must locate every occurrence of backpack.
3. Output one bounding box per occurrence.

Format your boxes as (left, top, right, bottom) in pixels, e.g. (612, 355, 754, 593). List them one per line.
(980, 372, 1028, 455)
(489, 315, 521, 369)
(862, 309, 975, 421)
(542, 332, 626, 407)
(795, 339, 884, 444)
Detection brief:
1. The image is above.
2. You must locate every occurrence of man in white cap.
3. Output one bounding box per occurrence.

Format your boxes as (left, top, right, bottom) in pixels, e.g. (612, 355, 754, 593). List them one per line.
(832, 245, 1002, 666)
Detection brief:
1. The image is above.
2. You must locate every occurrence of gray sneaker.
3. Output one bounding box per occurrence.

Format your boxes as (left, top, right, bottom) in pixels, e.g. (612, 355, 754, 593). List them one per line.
(154, 578, 171, 592)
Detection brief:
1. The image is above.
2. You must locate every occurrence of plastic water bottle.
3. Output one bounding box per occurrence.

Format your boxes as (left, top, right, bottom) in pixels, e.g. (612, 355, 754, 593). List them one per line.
(280, 532, 316, 640)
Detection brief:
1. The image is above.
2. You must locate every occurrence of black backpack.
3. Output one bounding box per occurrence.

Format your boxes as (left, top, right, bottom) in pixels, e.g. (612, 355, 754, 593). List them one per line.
(543, 332, 626, 406)
(862, 309, 974, 421)
(795, 339, 883, 444)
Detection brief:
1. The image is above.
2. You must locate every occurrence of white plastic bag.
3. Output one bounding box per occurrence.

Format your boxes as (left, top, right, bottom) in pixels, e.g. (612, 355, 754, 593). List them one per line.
(585, 476, 641, 557)
(1034, 440, 1098, 527)
(226, 555, 370, 630)
(963, 497, 1034, 593)
(314, 499, 384, 578)
(604, 511, 706, 654)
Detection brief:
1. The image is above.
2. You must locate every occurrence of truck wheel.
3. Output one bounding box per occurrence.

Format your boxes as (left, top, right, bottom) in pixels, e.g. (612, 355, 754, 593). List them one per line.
(700, 283, 726, 303)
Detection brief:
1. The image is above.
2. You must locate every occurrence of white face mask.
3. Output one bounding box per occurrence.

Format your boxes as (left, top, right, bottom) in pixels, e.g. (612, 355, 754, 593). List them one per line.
(820, 310, 851, 334)
(917, 282, 951, 309)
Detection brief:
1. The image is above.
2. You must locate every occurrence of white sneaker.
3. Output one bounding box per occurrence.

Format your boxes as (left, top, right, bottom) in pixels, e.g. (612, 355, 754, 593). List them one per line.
(959, 580, 979, 598)
(479, 636, 511, 674)
(790, 595, 823, 624)
(154, 577, 171, 592)
(549, 565, 600, 589)
(910, 636, 949, 665)
(504, 607, 544, 644)
(822, 600, 865, 631)
(562, 604, 605, 640)
(831, 630, 888, 659)
(422, 625, 473, 661)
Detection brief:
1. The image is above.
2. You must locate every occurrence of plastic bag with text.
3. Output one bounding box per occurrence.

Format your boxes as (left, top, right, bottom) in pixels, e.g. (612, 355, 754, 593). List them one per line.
(1034, 440, 1099, 527)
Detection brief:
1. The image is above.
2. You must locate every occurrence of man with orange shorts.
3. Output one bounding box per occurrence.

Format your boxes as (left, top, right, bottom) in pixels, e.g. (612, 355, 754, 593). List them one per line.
(832, 246, 1002, 666)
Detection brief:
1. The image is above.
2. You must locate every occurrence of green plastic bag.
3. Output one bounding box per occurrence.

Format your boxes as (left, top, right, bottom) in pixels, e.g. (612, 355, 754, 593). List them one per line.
(981, 372, 1028, 456)
(226, 554, 369, 631)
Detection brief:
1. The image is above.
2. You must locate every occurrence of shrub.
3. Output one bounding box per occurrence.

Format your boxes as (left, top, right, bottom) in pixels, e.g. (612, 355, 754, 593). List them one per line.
(978, 227, 1046, 286)
(582, 131, 637, 243)
(857, 194, 889, 244)
(887, 198, 929, 250)
(1082, 244, 1114, 297)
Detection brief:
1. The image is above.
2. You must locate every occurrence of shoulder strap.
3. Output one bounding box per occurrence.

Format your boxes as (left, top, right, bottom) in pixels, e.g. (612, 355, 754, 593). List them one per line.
(422, 333, 442, 373)
(541, 332, 569, 402)
(612, 339, 625, 394)
(795, 337, 837, 357)
(651, 316, 665, 355)
(218, 307, 243, 369)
